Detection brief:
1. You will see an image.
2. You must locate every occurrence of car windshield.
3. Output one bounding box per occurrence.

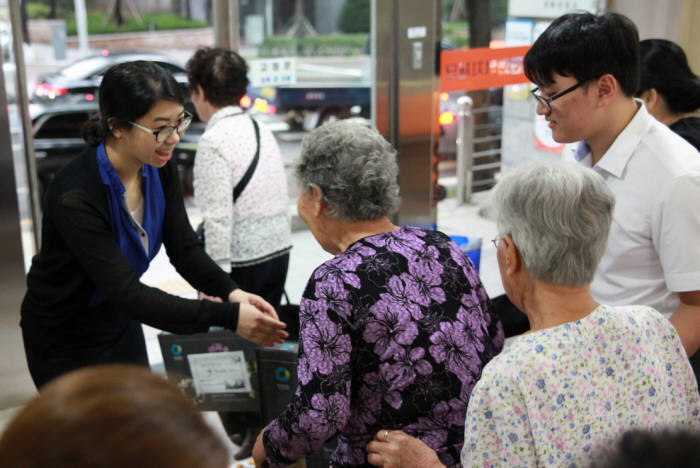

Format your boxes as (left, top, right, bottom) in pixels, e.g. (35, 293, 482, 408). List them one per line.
(60, 56, 111, 79)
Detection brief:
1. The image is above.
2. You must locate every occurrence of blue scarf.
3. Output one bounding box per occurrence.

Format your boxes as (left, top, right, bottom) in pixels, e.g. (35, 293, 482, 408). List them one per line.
(91, 143, 166, 305)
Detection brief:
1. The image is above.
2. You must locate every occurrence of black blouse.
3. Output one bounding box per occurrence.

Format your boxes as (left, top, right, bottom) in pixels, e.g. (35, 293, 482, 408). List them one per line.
(21, 147, 239, 374)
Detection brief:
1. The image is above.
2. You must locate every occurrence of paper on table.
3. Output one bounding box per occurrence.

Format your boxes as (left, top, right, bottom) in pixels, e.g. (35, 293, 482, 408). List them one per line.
(187, 351, 251, 395)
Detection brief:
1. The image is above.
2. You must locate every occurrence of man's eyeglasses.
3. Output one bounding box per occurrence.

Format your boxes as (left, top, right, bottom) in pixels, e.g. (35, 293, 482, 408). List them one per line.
(128, 111, 193, 143)
(530, 82, 585, 112)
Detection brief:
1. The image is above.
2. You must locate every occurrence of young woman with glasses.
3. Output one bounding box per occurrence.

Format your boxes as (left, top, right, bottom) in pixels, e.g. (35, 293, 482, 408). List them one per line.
(20, 61, 288, 389)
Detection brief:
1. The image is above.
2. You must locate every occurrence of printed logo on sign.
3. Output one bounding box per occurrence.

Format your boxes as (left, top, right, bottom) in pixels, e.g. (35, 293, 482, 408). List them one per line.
(208, 343, 229, 353)
(171, 344, 182, 356)
(275, 366, 291, 383)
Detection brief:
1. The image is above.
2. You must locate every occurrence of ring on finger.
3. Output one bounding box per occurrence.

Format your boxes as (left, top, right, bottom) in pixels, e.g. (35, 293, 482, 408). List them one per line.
(383, 430, 390, 441)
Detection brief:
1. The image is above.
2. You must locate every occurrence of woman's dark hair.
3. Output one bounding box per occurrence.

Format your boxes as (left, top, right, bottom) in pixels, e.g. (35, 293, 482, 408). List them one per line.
(637, 38, 700, 114)
(81, 60, 184, 147)
(186, 46, 249, 107)
(524, 13, 640, 97)
(0, 365, 229, 468)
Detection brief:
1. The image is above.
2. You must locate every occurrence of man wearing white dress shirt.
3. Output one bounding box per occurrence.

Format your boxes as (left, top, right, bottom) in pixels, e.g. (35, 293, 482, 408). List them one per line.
(523, 12, 700, 379)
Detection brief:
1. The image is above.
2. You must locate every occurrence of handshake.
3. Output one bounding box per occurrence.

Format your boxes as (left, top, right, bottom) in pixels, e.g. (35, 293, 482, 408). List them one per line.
(199, 288, 288, 347)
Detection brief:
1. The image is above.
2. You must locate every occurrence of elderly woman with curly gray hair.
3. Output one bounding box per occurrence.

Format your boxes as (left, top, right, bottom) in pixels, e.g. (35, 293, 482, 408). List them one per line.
(252, 121, 504, 468)
(366, 161, 700, 468)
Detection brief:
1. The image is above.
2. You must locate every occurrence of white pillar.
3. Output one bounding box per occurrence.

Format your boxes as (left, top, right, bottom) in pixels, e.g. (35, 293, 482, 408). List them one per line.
(73, 0, 89, 55)
(266, 0, 274, 37)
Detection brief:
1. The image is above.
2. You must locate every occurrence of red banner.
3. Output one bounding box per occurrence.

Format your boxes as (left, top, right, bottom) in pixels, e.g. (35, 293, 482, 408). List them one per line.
(440, 46, 531, 92)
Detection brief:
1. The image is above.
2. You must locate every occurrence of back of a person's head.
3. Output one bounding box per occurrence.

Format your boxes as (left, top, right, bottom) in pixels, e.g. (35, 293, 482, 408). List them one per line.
(81, 60, 184, 146)
(490, 161, 615, 286)
(597, 428, 700, 468)
(0, 365, 229, 468)
(638, 38, 700, 114)
(296, 121, 400, 221)
(186, 46, 249, 107)
(524, 12, 639, 96)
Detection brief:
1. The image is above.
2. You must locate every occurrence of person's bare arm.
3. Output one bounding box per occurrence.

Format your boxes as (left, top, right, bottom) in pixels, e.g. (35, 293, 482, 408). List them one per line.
(253, 427, 266, 468)
(669, 290, 700, 357)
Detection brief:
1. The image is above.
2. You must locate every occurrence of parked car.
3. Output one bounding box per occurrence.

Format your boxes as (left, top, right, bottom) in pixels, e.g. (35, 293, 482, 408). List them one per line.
(30, 101, 202, 200)
(31, 50, 190, 102)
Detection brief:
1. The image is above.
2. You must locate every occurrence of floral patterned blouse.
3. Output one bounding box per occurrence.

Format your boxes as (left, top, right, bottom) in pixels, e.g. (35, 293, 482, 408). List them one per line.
(262, 226, 504, 467)
(462, 304, 700, 467)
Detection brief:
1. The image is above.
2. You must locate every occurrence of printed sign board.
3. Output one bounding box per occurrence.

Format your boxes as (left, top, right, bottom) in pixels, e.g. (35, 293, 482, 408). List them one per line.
(508, 0, 599, 18)
(440, 46, 530, 92)
(248, 57, 297, 87)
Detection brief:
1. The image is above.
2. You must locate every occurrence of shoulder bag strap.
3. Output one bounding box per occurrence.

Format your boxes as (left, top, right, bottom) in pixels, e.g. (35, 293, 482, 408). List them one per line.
(232, 116, 261, 203)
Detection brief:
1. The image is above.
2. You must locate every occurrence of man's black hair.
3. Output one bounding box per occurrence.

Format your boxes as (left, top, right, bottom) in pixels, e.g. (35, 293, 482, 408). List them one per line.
(524, 12, 640, 97)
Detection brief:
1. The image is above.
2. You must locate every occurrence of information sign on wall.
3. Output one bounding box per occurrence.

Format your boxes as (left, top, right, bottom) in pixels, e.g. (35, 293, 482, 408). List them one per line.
(508, 0, 599, 18)
(440, 46, 530, 92)
(505, 18, 534, 46)
(248, 57, 297, 87)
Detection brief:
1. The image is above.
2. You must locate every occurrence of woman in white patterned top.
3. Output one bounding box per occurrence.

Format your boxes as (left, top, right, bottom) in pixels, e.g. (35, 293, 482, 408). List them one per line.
(186, 47, 291, 310)
(367, 162, 700, 468)
(186, 46, 292, 459)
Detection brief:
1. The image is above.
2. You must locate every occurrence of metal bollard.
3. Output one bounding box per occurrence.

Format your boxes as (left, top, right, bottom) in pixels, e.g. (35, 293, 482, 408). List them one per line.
(456, 95, 474, 204)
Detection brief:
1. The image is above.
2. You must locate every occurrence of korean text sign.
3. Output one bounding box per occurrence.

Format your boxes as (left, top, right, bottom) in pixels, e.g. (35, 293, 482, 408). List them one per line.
(440, 46, 531, 92)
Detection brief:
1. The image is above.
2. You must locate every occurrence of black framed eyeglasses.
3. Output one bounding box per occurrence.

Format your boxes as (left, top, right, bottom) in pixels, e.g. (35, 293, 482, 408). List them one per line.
(128, 111, 193, 143)
(530, 82, 585, 112)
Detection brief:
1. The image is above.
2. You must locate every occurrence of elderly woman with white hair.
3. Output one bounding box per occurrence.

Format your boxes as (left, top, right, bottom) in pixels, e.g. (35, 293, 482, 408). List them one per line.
(252, 121, 504, 468)
(367, 162, 700, 467)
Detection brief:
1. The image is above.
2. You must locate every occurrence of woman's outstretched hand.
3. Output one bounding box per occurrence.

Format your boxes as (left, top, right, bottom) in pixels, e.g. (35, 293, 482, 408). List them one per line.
(236, 304, 288, 346)
(228, 288, 287, 346)
(229, 288, 279, 319)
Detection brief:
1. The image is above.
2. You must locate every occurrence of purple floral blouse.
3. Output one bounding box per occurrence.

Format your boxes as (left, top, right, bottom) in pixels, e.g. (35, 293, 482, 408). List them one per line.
(262, 226, 504, 467)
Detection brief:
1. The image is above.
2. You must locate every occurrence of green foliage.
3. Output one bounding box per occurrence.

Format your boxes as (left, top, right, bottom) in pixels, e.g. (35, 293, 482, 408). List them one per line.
(299, 34, 368, 56)
(259, 34, 368, 57)
(259, 35, 299, 57)
(443, 21, 468, 35)
(441, 0, 508, 27)
(338, 0, 370, 33)
(491, 0, 508, 26)
(65, 12, 207, 36)
(442, 0, 456, 20)
(26, 2, 54, 19)
(443, 22, 469, 48)
(27, 1, 73, 19)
